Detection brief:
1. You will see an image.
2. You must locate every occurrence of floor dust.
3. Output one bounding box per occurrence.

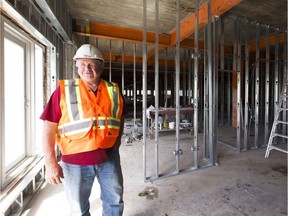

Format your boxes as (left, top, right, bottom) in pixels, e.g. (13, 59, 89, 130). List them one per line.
(22, 131, 287, 216)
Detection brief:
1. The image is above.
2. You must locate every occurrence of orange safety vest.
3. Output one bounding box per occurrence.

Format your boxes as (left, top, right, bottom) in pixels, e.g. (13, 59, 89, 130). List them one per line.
(57, 78, 123, 155)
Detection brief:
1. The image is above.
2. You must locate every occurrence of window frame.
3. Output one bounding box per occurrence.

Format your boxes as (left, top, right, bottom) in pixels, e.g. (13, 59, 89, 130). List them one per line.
(0, 18, 45, 190)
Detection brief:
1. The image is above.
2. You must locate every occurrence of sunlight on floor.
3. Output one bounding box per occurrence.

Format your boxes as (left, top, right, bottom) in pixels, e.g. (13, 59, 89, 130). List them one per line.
(22, 180, 103, 216)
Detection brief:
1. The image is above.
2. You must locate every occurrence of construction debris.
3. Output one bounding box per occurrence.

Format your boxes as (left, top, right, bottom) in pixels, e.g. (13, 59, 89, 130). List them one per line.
(125, 131, 143, 144)
(138, 186, 159, 200)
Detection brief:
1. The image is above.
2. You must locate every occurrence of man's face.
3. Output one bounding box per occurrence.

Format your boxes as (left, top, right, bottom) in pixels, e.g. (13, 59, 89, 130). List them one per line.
(76, 59, 103, 84)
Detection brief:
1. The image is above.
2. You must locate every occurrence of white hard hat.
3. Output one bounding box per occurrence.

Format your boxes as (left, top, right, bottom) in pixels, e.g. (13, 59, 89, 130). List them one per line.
(73, 44, 104, 62)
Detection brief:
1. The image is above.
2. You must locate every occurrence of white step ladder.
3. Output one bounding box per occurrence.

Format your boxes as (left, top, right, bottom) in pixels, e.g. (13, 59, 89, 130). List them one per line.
(265, 81, 288, 158)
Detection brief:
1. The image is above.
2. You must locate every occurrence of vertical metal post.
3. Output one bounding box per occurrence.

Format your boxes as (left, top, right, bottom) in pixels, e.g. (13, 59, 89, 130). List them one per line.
(188, 50, 192, 106)
(236, 19, 241, 152)
(227, 59, 231, 125)
(207, 0, 214, 164)
(175, 0, 181, 172)
(254, 23, 260, 149)
(133, 43, 137, 131)
(264, 26, 270, 146)
(274, 29, 279, 117)
(233, 17, 238, 150)
(282, 32, 287, 140)
(193, 0, 199, 169)
(199, 62, 203, 123)
(213, 16, 219, 161)
(154, 0, 159, 177)
(243, 20, 249, 151)
(142, 0, 147, 181)
(220, 17, 224, 125)
(183, 57, 187, 106)
(122, 42, 125, 95)
(164, 48, 168, 107)
(260, 57, 265, 126)
(204, 24, 209, 158)
(109, 39, 112, 82)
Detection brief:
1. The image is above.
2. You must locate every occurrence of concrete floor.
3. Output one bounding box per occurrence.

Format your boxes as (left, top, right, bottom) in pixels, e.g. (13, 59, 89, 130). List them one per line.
(21, 129, 287, 216)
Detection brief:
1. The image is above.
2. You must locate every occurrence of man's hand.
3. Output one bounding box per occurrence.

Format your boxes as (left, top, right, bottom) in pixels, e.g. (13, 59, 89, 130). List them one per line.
(45, 162, 64, 184)
(42, 120, 63, 185)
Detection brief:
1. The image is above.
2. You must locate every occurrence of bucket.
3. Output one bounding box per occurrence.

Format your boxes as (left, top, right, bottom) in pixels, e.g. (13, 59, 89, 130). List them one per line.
(169, 122, 175, 129)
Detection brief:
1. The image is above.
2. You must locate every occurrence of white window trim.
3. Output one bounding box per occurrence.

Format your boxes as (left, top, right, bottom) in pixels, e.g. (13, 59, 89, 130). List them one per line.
(0, 16, 55, 191)
(0, 2, 57, 214)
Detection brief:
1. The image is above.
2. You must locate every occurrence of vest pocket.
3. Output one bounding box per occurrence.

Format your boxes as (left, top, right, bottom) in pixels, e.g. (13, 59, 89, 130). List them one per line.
(96, 117, 120, 148)
(60, 118, 93, 141)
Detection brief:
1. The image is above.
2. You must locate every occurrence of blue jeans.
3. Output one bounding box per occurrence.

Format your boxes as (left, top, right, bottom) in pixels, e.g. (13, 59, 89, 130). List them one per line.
(61, 150, 124, 216)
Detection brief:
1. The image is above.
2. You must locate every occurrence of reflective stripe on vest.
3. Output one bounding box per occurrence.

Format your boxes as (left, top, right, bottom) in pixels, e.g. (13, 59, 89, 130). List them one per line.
(58, 117, 120, 137)
(64, 79, 83, 121)
(104, 80, 121, 118)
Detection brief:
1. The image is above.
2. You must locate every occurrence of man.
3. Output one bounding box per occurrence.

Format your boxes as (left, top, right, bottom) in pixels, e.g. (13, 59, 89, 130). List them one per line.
(41, 44, 125, 216)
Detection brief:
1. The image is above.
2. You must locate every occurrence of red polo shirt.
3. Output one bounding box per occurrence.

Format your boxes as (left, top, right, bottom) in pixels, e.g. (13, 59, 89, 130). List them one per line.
(40, 85, 124, 165)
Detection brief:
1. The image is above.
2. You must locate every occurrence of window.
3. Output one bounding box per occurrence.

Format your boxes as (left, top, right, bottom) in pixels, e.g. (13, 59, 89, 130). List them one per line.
(1, 20, 45, 190)
(4, 36, 26, 170)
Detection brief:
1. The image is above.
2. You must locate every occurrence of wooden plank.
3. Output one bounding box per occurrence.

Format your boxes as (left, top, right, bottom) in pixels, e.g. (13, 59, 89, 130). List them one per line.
(249, 32, 285, 52)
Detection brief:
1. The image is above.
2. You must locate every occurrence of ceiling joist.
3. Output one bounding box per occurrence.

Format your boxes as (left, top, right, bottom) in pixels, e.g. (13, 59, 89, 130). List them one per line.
(170, 0, 242, 45)
(249, 32, 285, 52)
(74, 22, 171, 45)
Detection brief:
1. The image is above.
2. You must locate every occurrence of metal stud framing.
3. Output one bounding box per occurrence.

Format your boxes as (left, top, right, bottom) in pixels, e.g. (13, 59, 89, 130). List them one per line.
(264, 26, 270, 146)
(227, 58, 231, 126)
(220, 17, 225, 126)
(243, 19, 249, 151)
(214, 16, 219, 160)
(204, 24, 209, 158)
(133, 42, 137, 130)
(193, 0, 199, 169)
(141, 1, 286, 182)
(175, 0, 181, 173)
(164, 48, 168, 107)
(218, 16, 287, 153)
(188, 50, 192, 106)
(236, 18, 241, 152)
(207, 0, 215, 165)
(274, 29, 279, 119)
(282, 32, 287, 140)
(273, 28, 285, 144)
(217, 16, 241, 152)
(109, 39, 112, 82)
(142, 0, 147, 181)
(254, 23, 260, 149)
(121, 41, 125, 94)
(143, 0, 217, 182)
(154, 0, 159, 178)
